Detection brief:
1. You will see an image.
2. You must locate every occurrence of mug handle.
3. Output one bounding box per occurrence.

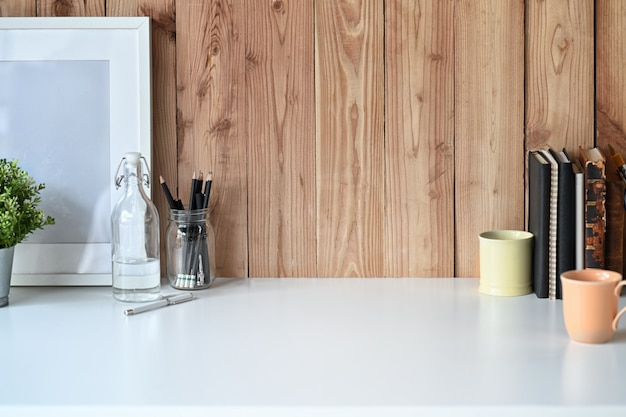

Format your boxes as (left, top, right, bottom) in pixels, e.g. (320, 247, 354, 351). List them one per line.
(612, 281, 626, 332)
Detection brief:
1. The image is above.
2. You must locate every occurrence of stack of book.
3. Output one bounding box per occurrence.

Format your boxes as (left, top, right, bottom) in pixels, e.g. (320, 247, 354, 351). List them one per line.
(528, 146, 606, 300)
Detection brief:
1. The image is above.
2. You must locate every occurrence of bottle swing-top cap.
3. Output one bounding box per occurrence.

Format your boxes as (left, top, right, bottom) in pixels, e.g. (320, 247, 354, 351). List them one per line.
(114, 152, 151, 189)
(124, 152, 141, 166)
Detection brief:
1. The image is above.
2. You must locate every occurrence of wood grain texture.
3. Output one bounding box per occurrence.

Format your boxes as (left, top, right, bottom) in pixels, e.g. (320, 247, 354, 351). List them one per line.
(176, 0, 248, 278)
(524, 0, 594, 264)
(2, 2, 619, 278)
(37, 0, 104, 16)
(106, 0, 138, 16)
(315, 0, 385, 277)
(597, 0, 626, 150)
(246, 0, 316, 277)
(384, 0, 454, 277)
(0, 0, 35, 15)
(525, 0, 594, 153)
(455, 0, 525, 277)
(140, 0, 178, 280)
(596, 0, 626, 274)
(107, 0, 178, 279)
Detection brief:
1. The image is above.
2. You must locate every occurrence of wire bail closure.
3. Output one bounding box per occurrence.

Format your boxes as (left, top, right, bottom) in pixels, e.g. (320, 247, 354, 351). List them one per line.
(114, 155, 151, 190)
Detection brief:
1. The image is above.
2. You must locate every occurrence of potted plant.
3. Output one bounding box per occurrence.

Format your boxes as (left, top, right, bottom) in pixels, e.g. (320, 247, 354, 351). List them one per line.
(0, 158, 54, 307)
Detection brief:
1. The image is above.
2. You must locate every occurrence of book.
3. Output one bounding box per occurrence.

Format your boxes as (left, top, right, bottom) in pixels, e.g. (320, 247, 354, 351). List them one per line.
(605, 145, 624, 274)
(537, 148, 559, 300)
(605, 181, 624, 273)
(528, 151, 551, 298)
(579, 147, 606, 269)
(550, 148, 576, 300)
(572, 159, 585, 270)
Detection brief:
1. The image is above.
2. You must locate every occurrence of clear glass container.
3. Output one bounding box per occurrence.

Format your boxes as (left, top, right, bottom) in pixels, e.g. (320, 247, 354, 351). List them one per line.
(111, 152, 160, 302)
(166, 208, 216, 290)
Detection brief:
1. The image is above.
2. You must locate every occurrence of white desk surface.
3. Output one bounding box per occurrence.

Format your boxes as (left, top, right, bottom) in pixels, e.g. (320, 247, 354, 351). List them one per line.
(1, 277, 626, 417)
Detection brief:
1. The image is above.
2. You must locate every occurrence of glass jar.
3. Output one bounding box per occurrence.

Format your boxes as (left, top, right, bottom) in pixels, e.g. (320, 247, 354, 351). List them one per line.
(166, 208, 216, 289)
(111, 152, 160, 302)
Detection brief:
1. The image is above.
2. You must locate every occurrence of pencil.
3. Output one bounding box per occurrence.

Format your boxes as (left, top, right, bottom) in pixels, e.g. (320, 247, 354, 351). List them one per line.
(189, 172, 198, 210)
(195, 193, 204, 211)
(196, 171, 204, 194)
(159, 175, 177, 210)
(202, 171, 213, 209)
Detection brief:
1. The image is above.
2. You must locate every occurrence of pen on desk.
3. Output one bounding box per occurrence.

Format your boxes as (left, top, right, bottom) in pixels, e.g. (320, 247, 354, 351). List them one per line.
(123, 292, 194, 316)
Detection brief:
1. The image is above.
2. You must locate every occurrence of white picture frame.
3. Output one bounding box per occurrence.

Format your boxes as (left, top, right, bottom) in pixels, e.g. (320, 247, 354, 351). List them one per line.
(0, 17, 152, 286)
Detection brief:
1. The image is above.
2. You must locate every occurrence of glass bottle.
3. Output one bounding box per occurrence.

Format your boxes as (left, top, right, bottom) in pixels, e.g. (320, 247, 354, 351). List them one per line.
(111, 152, 160, 302)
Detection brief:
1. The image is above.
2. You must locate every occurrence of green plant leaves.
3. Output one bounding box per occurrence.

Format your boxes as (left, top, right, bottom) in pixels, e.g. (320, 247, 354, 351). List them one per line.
(0, 159, 55, 248)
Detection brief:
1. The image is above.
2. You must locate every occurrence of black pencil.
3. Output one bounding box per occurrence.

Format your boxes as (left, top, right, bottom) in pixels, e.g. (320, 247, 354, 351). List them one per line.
(189, 172, 198, 210)
(160, 175, 177, 210)
(196, 171, 204, 194)
(195, 193, 204, 212)
(202, 171, 213, 209)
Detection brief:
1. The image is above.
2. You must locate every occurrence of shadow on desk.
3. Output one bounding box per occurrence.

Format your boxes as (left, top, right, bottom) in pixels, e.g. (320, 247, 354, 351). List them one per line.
(208, 277, 246, 290)
(7, 285, 111, 307)
(610, 331, 626, 344)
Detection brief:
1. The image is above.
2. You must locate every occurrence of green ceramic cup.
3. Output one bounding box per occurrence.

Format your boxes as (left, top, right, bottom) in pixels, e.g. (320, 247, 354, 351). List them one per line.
(479, 230, 533, 296)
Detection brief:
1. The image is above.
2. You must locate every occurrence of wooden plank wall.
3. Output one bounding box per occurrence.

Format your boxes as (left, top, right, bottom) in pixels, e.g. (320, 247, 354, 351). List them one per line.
(455, 0, 525, 278)
(1, 1, 623, 278)
(597, 1, 626, 273)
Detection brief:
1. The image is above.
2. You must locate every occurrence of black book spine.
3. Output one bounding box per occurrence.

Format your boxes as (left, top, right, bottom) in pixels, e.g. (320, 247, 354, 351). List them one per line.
(528, 152, 550, 298)
(552, 150, 576, 300)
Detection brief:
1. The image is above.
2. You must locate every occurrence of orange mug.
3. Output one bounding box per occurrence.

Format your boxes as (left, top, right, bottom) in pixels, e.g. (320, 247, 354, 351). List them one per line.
(561, 269, 626, 344)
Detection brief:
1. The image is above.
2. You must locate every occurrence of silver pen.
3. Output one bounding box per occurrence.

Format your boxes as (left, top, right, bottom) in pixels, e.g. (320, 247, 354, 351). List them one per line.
(124, 292, 194, 316)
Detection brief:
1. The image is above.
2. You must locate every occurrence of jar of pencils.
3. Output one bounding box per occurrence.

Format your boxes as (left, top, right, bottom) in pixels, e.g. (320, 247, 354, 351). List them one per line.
(166, 208, 216, 290)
